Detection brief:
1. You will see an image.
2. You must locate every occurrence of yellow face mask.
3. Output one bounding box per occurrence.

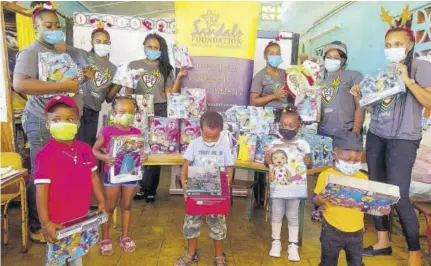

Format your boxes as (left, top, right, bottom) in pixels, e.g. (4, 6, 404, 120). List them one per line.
(114, 114, 134, 127)
(49, 122, 78, 141)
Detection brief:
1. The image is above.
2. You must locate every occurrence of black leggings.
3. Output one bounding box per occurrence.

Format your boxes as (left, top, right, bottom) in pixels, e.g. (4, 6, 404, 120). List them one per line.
(366, 131, 420, 251)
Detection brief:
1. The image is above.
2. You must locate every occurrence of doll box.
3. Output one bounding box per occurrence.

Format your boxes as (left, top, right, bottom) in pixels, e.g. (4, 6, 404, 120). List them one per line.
(55, 212, 108, 239)
(186, 171, 230, 215)
(300, 135, 333, 167)
(150, 117, 180, 154)
(324, 174, 400, 216)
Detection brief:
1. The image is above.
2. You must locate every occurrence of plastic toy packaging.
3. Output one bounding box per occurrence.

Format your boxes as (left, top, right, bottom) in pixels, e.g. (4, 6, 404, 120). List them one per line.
(150, 117, 179, 154)
(300, 135, 333, 167)
(180, 119, 201, 154)
(295, 86, 322, 135)
(359, 65, 406, 107)
(184, 88, 208, 119)
(38, 52, 81, 98)
(254, 134, 280, 163)
(248, 106, 274, 135)
(167, 93, 189, 119)
(134, 94, 154, 117)
(223, 106, 239, 123)
(237, 134, 257, 162)
(222, 122, 240, 159)
(109, 134, 149, 183)
(284, 65, 314, 99)
(112, 62, 133, 88)
(173, 45, 193, 69)
(234, 106, 250, 129)
(302, 60, 322, 83)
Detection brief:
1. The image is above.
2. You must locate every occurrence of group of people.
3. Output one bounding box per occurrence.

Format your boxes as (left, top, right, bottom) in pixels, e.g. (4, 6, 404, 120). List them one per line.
(10, 2, 431, 266)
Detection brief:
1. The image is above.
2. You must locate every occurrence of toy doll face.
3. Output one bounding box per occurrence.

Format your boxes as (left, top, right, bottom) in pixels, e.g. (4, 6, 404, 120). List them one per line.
(155, 128, 166, 135)
(272, 151, 287, 166)
(184, 128, 196, 136)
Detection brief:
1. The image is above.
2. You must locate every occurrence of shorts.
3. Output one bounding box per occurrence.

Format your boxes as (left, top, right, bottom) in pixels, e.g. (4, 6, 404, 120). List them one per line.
(183, 214, 227, 240)
(103, 172, 137, 188)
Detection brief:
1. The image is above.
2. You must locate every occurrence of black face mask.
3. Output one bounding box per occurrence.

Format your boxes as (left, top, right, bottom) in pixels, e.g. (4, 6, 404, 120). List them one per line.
(279, 128, 297, 140)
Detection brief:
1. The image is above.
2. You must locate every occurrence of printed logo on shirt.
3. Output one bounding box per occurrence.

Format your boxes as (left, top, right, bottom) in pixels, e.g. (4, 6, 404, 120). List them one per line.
(321, 77, 340, 105)
(138, 68, 161, 94)
(381, 95, 397, 112)
(88, 56, 112, 90)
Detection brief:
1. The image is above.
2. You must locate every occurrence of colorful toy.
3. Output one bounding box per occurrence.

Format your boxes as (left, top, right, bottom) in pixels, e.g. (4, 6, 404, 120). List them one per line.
(180, 119, 201, 154)
(302, 60, 322, 84)
(284, 65, 314, 99)
(234, 106, 250, 129)
(237, 134, 257, 162)
(295, 86, 321, 135)
(269, 149, 291, 185)
(167, 93, 189, 119)
(112, 62, 133, 88)
(324, 174, 400, 216)
(184, 88, 207, 119)
(134, 94, 154, 117)
(254, 134, 280, 164)
(299, 135, 333, 167)
(150, 117, 179, 154)
(222, 122, 240, 159)
(173, 45, 193, 69)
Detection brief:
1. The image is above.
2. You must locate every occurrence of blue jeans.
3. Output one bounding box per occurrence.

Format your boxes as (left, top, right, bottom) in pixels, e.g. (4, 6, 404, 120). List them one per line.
(22, 110, 51, 232)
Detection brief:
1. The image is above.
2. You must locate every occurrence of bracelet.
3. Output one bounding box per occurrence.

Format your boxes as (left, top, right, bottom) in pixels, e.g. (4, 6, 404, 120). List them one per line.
(42, 221, 52, 229)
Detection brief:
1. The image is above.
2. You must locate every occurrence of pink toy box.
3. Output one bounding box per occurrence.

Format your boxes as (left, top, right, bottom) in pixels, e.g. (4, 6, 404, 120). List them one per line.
(180, 119, 201, 154)
(150, 117, 179, 154)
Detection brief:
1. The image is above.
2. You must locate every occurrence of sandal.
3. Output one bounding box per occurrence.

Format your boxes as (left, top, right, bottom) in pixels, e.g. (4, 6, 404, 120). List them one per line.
(174, 252, 198, 266)
(119, 236, 136, 253)
(98, 239, 114, 256)
(215, 253, 227, 266)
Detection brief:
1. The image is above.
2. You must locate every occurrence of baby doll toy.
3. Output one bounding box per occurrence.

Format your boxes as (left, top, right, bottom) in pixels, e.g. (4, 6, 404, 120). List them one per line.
(269, 150, 292, 186)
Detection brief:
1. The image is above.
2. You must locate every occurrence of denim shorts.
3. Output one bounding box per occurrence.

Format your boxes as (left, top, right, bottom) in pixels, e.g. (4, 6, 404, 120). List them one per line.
(103, 172, 138, 187)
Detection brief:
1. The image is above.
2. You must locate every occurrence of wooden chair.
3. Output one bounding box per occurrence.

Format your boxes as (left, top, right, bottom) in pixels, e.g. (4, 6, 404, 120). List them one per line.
(413, 202, 431, 256)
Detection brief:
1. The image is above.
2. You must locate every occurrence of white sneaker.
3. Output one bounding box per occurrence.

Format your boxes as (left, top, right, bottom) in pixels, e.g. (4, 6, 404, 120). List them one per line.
(288, 243, 300, 262)
(269, 240, 282, 258)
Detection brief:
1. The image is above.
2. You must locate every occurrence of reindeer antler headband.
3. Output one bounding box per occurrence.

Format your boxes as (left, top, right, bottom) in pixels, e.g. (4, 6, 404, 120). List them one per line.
(381, 4, 414, 40)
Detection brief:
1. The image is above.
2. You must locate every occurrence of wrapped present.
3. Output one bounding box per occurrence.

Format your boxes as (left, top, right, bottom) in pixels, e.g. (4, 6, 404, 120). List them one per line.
(109, 134, 149, 183)
(173, 45, 193, 69)
(237, 134, 257, 162)
(184, 88, 207, 119)
(254, 134, 280, 164)
(47, 212, 107, 266)
(38, 52, 80, 98)
(134, 94, 154, 117)
(150, 117, 180, 154)
(299, 135, 333, 167)
(284, 65, 314, 99)
(324, 174, 400, 216)
(180, 119, 201, 154)
(167, 93, 189, 119)
(359, 65, 406, 107)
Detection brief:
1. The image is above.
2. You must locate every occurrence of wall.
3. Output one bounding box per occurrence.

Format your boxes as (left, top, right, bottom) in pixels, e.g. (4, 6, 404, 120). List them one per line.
(298, 1, 430, 74)
(20, 1, 89, 17)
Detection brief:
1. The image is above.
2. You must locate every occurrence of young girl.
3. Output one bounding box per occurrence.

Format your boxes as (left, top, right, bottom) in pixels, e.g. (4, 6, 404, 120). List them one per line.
(93, 96, 140, 255)
(265, 107, 311, 261)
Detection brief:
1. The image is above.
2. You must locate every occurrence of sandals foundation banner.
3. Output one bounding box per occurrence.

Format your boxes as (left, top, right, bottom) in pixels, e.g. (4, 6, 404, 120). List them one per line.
(175, 1, 260, 112)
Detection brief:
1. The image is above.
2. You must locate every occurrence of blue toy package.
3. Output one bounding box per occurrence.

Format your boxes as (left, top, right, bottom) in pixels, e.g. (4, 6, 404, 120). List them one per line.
(254, 134, 280, 163)
(300, 135, 333, 167)
(359, 64, 406, 107)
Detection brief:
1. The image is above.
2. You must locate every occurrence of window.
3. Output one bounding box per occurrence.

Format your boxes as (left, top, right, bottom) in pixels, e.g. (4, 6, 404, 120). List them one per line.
(261, 3, 283, 21)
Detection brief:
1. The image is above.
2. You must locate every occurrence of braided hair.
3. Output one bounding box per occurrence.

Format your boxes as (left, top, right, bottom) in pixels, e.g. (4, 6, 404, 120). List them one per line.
(143, 33, 173, 84)
(281, 105, 304, 124)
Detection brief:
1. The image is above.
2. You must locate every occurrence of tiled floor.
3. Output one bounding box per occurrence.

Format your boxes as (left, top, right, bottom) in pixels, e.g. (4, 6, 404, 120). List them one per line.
(1, 167, 430, 265)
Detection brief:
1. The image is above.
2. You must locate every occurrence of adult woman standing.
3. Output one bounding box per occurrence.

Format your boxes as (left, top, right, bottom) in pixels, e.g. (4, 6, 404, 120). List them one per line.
(318, 41, 365, 138)
(124, 33, 187, 202)
(352, 7, 431, 266)
(13, 4, 80, 242)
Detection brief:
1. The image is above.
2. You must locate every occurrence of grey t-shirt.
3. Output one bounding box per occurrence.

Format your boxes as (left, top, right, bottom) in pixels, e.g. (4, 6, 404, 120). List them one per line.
(127, 60, 174, 104)
(183, 137, 234, 170)
(370, 59, 431, 140)
(66, 47, 117, 112)
(13, 41, 84, 119)
(250, 68, 286, 110)
(319, 69, 363, 136)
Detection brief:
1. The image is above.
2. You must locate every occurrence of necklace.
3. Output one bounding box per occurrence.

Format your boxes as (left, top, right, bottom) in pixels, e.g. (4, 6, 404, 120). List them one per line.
(62, 149, 78, 164)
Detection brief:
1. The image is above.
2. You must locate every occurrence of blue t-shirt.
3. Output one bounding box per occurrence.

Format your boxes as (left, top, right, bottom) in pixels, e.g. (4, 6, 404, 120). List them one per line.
(183, 136, 234, 171)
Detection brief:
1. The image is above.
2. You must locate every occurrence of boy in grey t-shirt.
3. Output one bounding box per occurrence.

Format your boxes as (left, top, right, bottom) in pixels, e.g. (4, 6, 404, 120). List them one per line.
(176, 112, 233, 266)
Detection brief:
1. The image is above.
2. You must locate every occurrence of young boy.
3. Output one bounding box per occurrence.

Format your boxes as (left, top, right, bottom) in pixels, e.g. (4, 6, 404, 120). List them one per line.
(34, 96, 105, 266)
(175, 112, 233, 266)
(312, 131, 367, 266)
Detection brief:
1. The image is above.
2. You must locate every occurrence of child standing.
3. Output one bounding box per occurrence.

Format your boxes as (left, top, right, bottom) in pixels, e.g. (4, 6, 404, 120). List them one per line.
(265, 107, 312, 261)
(312, 131, 368, 266)
(35, 96, 105, 266)
(175, 112, 234, 266)
(93, 96, 141, 255)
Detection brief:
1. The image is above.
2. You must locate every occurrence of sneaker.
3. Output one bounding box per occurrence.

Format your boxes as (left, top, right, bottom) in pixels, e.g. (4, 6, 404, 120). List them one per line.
(146, 195, 155, 203)
(133, 191, 146, 200)
(288, 243, 300, 262)
(30, 230, 46, 243)
(269, 240, 282, 258)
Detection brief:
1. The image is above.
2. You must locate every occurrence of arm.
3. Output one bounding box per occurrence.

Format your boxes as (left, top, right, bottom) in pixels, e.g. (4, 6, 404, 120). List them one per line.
(166, 68, 187, 94)
(13, 74, 78, 95)
(304, 153, 312, 169)
(405, 82, 431, 109)
(249, 92, 277, 107)
(181, 160, 191, 196)
(268, 168, 274, 182)
(226, 166, 233, 186)
(106, 84, 122, 103)
(91, 171, 106, 212)
(125, 87, 133, 95)
(93, 134, 115, 166)
(397, 62, 431, 109)
(36, 184, 63, 243)
(352, 94, 365, 133)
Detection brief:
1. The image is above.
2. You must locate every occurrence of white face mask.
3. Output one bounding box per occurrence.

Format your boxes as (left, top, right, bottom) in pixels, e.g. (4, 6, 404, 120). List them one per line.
(324, 59, 341, 73)
(94, 44, 111, 57)
(384, 48, 406, 63)
(203, 132, 224, 147)
(336, 159, 362, 176)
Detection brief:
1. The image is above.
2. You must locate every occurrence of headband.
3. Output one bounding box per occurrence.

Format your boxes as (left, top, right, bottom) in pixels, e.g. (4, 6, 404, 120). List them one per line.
(89, 19, 112, 34)
(381, 4, 415, 41)
(32, 1, 58, 23)
(265, 33, 282, 50)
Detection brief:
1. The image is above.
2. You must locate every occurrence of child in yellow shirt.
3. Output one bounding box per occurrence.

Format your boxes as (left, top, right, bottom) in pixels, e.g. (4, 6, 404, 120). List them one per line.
(312, 131, 367, 266)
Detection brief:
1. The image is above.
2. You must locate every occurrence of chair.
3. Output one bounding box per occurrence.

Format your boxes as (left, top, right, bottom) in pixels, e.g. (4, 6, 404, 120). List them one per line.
(413, 202, 431, 256)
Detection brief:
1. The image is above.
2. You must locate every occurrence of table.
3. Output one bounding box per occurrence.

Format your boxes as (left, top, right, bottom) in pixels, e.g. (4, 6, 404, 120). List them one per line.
(1, 169, 28, 253)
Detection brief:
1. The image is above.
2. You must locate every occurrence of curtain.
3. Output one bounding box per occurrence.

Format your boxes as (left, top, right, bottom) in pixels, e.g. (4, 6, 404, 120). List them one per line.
(16, 13, 36, 50)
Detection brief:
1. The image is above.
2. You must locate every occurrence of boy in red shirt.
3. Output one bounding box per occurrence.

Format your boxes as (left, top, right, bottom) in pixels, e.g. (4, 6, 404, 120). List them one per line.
(34, 96, 105, 265)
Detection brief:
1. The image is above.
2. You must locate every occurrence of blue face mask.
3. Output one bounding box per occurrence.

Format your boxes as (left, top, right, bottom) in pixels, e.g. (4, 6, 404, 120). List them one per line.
(145, 49, 161, 61)
(324, 59, 342, 73)
(43, 30, 64, 45)
(267, 55, 283, 67)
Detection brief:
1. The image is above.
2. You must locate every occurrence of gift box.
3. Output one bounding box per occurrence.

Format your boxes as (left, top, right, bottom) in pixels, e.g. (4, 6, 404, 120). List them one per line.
(184, 88, 207, 119)
(324, 174, 400, 216)
(296, 86, 321, 135)
(173, 45, 193, 69)
(168, 93, 189, 119)
(300, 135, 333, 167)
(150, 117, 180, 154)
(47, 212, 107, 266)
(359, 65, 406, 107)
(180, 119, 201, 154)
(109, 134, 148, 183)
(237, 134, 258, 162)
(186, 168, 230, 215)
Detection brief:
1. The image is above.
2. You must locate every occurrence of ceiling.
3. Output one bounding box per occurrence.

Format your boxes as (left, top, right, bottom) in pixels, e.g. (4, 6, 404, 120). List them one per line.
(79, 1, 175, 18)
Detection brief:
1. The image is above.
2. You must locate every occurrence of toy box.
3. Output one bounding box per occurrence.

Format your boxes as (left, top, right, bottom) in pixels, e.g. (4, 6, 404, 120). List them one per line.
(284, 65, 314, 99)
(109, 134, 148, 183)
(237, 134, 258, 162)
(186, 168, 230, 215)
(300, 135, 333, 167)
(295, 86, 321, 135)
(324, 174, 400, 216)
(248, 106, 275, 135)
(134, 94, 154, 117)
(150, 117, 179, 154)
(254, 134, 280, 164)
(234, 106, 250, 129)
(167, 93, 189, 119)
(173, 45, 193, 69)
(359, 65, 406, 107)
(184, 88, 207, 119)
(222, 122, 240, 159)
(180, 119, 201, 154)
(46, 212, 107, 266)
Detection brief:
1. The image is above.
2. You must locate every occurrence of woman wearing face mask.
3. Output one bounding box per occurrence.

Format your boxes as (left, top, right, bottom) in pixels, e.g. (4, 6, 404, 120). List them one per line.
(319, 41, 365, 139)
(123, 33, 187, 202)
(12, 3, 82, 242)
(350, 7, 431, 265)
(250, 41, 291, 122)
(56, 22, 120, 147)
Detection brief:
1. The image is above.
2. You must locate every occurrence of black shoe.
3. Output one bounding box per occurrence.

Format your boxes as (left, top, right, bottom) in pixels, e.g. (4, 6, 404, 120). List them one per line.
(362, 246, 392, 257)
(146, 195, 155, 203)
(89, 204, 98, 210)
(134, 192, 146, 200)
